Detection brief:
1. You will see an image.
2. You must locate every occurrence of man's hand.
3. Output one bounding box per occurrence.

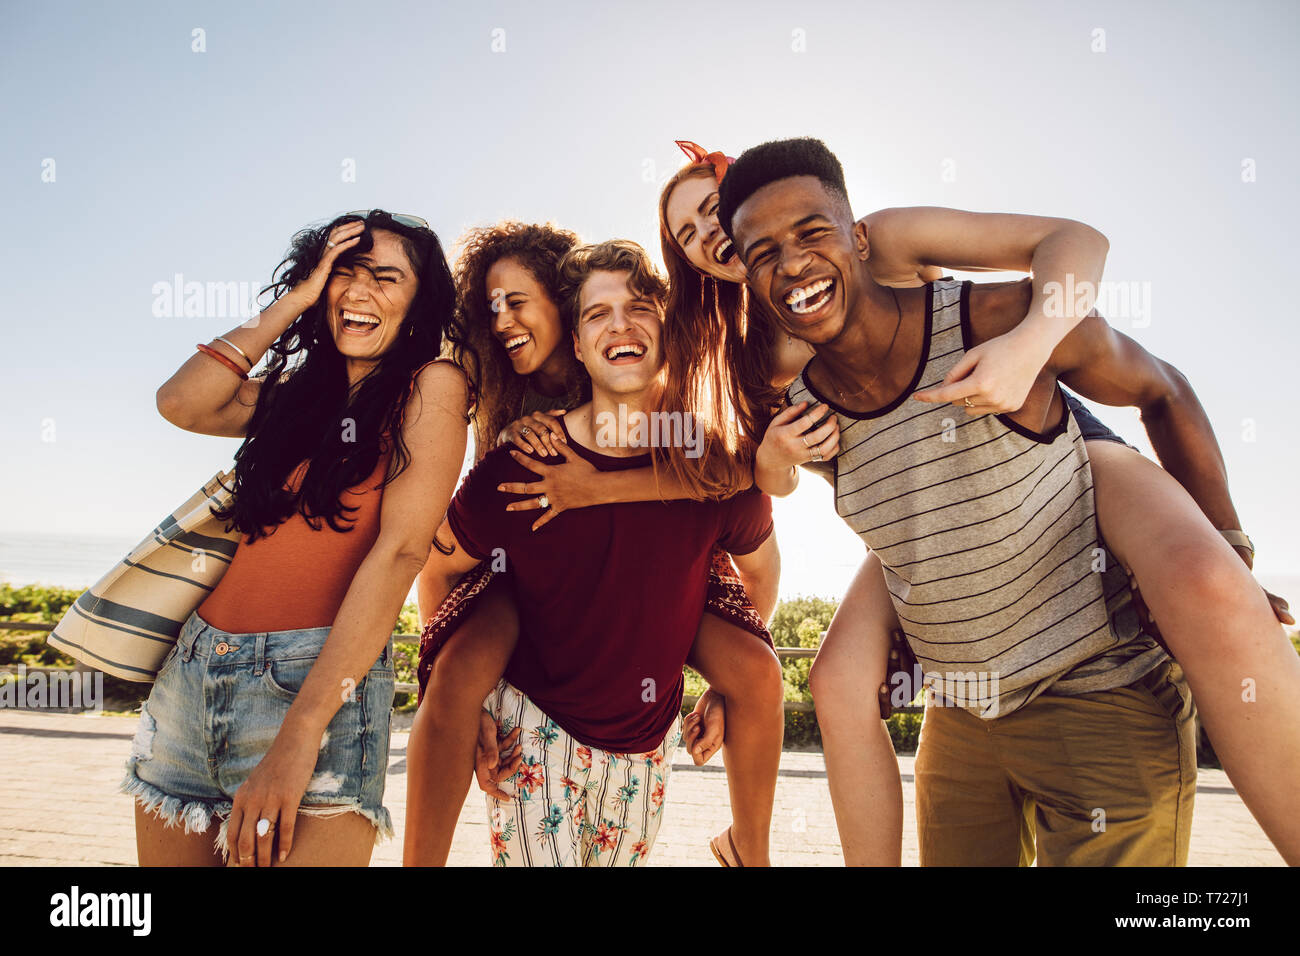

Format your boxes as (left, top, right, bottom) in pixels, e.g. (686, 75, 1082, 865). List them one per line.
(1265, 590, 1294, 626)
(681, 689, 726, 766)
(1228, 543, 1294, 625)
(1126, 557, 1293, 642)
(474, 710, 523, 800)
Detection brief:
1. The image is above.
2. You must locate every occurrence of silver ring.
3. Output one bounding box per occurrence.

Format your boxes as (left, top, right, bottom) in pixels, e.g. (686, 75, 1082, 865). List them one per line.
(809, 445, 823, 462)
(537, 495, 550, 510)
(327, 241, 336, 249)
(256, 818, 274, 838)
(800, 434, 810, 448)
(521, 426, 533, 436)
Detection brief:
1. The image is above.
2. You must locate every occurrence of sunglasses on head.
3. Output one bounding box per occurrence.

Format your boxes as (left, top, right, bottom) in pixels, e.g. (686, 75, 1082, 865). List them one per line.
(343, 209, 430, 230)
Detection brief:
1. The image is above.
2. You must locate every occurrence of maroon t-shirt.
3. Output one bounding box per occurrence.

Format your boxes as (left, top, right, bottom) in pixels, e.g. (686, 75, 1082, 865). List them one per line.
(446, 416, 774, 754)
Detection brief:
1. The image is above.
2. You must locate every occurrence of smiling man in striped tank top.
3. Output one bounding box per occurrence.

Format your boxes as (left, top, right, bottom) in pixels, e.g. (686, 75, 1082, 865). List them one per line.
(716, 137, 1234, 866)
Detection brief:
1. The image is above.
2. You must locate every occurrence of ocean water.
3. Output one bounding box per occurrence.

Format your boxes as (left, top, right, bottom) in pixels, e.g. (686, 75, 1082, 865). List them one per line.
(0, 532, 142, 590)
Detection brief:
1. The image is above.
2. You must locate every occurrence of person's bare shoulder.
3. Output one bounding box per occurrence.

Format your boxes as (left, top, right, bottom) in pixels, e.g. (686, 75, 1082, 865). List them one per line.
(965, 278, 1033, 348)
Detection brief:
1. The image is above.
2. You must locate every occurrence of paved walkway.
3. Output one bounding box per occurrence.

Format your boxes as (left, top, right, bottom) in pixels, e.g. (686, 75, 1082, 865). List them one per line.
(0, 710, 1283, 866)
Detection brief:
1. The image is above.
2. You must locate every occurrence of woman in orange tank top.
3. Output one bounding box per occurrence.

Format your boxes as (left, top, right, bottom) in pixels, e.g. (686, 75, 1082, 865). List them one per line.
(122, 210, 474, 867)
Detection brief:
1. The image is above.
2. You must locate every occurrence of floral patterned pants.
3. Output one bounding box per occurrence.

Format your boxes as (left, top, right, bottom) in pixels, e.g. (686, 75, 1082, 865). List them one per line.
(483, 679, 683, 867)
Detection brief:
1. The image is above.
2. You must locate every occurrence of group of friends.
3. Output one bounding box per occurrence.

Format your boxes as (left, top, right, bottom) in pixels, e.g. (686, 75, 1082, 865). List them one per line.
(123, 137, 1300, 867)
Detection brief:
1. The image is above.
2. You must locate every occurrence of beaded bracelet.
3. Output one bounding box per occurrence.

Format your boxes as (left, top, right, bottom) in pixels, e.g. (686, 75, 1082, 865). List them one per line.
(195, 343, 249, 380)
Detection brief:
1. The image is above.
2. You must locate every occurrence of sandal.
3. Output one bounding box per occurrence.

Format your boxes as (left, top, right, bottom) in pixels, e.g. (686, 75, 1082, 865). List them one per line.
(708, 826, 745, 867)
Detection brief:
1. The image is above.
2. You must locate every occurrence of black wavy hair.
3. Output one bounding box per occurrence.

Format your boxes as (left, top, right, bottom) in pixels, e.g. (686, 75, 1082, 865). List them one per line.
(717, 137, 851, 238)
(212, 210, 461, 541)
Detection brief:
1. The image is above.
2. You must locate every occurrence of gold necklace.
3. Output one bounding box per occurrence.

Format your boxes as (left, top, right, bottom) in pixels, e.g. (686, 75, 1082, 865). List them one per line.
(828, 287, 904, 402)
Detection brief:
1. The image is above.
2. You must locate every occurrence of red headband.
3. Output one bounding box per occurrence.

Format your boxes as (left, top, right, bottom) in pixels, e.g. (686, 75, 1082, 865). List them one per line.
(675, 140, 734, 184)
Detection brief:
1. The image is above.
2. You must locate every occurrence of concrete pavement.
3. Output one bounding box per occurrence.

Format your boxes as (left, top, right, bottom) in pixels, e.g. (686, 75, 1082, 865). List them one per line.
(0, 710, 1283, 867)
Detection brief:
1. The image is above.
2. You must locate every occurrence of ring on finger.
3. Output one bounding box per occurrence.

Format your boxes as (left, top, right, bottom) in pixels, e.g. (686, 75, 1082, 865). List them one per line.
(256, 817, 276, 838)
(809, 444, 823, 462)
(327, 241, 336, 249)
(964, 397, 974, 408)
(537, 494, 550, 510)
(521, 426, 533, 436)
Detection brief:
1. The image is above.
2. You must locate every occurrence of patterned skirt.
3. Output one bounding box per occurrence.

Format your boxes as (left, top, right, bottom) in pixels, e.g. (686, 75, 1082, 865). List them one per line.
(416, 547, 773, 701)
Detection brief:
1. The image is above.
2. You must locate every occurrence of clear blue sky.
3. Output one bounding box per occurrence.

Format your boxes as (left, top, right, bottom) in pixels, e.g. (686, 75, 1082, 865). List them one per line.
(2, 0, 1297, 596)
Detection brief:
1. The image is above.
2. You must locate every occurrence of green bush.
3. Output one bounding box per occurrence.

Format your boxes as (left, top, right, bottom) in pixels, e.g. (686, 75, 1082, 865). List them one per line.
(0, 582, 83, 621)
(395, 603, 422, 640)
(887, 711, 924, 752)
(0, 582, 83, 668)
(0, 630, 71, 667)
(392, 639, 420, 711)
(769, 596, 838, 647)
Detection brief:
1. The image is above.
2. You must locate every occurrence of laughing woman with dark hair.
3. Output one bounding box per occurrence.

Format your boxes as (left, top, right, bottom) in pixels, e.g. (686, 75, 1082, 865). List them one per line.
(124, 210, 472, 867)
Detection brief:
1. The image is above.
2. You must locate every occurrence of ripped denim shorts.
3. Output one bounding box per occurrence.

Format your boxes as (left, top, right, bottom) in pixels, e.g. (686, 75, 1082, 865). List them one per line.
(121, 610, 395, 856)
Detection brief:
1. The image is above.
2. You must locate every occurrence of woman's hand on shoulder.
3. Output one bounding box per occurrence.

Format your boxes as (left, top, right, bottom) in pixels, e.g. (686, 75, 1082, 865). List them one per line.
(497, 409, 567, 458)
(913, 324, 1055, 415)
(497, 442, 602, 532)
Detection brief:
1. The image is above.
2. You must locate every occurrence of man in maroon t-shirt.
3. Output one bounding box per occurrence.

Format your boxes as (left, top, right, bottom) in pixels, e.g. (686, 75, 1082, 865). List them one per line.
(418, 240, 778, 866)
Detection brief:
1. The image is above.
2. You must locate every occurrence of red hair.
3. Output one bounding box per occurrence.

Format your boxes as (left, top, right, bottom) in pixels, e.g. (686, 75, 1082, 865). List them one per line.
(657, 164, 784, 499)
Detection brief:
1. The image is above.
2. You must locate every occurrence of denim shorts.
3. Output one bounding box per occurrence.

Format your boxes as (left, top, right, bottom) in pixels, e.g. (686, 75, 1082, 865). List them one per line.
(1062, 390, 1136, 449)
(121, 610, 395, 855)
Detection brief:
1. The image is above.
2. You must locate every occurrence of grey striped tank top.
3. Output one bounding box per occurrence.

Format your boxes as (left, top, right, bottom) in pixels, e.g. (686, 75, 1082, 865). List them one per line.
(788, 280, 1165, 718)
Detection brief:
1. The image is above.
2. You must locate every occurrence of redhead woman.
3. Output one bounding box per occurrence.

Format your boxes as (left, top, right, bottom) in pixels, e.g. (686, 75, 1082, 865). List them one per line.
(509, 141, 1299, 865)
(125, 210, 472, 866)
(405, 221, 784, 867)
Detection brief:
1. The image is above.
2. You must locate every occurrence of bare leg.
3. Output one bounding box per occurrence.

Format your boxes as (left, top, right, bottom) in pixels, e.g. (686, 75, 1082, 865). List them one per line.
(687, 615, 784, 867)
(1089, 440, 1300, 864)
(808, 551, 904, 866)
(403, 586, 518, 866)
(134, 804, 225, 866)
(223, 810, 378, 867)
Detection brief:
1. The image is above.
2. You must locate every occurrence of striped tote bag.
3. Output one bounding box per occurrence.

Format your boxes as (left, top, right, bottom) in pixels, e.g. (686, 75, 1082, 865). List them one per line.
(47, 469, 240, 681)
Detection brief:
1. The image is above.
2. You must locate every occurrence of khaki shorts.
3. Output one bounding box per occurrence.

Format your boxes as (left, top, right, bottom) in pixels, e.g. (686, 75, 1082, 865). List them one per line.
(915, 658, 1196, 866)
